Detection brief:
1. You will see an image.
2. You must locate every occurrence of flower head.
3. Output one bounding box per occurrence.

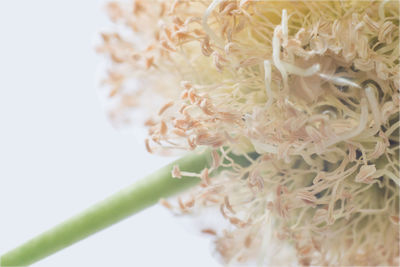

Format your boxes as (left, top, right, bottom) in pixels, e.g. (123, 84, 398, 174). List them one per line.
(98, 1, 399, 265)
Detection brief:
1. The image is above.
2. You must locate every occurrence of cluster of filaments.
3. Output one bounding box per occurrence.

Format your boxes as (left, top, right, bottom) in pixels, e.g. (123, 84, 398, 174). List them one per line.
(98, 0, 399, 266)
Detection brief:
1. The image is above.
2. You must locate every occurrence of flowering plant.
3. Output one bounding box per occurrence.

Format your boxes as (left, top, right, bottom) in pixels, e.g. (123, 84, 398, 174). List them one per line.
(98, 1, 399, 265)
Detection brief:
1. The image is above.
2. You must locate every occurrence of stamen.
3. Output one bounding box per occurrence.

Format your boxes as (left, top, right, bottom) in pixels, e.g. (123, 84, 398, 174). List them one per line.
(326, 98, 369, 147)
(365, 86, 382, 126)
(282, 62, 320, 76)
(202, 0, 225, 47)
(281, 9, 288, 44)
(272, 25, 288, 91)
(379, 0, 390, 20)
(319, 73, 361, 88)
(264, 60, 273, 109)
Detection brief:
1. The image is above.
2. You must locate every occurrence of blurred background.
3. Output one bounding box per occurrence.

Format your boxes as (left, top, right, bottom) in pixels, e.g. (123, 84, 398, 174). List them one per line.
(0, 1, 219, 266)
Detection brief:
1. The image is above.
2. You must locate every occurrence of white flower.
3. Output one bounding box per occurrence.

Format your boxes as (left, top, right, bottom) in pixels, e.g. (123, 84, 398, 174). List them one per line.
(99, 1, 399, 265)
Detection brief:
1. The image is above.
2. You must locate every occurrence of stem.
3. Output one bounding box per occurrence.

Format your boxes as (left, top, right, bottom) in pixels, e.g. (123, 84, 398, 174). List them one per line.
(0, 150, 212, 267)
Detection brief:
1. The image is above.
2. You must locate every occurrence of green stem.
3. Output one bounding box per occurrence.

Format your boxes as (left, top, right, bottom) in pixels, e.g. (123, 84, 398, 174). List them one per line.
(0, 150, 212, 267)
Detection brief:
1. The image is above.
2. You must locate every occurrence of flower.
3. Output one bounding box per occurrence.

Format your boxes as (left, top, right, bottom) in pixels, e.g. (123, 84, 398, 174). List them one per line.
(98, 1, 399, 266)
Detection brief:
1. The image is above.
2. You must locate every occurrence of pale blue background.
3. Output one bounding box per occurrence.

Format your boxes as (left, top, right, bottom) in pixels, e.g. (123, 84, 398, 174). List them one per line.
(0, 1, 220, 266)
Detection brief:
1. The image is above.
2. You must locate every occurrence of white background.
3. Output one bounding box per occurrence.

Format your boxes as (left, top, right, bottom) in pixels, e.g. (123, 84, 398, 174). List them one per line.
(0, 1, 220, 266)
